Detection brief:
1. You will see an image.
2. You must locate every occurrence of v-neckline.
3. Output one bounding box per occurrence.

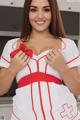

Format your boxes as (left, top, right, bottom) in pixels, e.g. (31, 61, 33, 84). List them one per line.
(32, 49, 51, 59)
(15, 38, 64, 59)
(19, 42, 55, 58)
(14, 40, 51, 59)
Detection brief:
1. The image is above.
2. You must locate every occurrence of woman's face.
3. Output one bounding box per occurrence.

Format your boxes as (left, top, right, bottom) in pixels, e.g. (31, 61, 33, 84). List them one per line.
(29, 0, 51, 32)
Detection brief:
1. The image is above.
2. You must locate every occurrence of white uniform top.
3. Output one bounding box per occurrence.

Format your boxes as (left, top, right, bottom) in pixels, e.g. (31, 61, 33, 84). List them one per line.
(0, 38, 80, 120)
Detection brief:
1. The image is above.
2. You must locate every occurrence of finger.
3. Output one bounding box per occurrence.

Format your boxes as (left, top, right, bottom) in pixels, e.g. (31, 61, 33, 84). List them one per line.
(22, 57, 30, 66)
(14, 55, 20, 61)
(22, 56, 30, 63)
(49, 49, 59, 58)
(26, 57, 30, 63)
(52, 49, 60, 56)
(46, 53, 53, 61)
(14, 50, 23, 58)
(47, 49, 56, 60)
(20, 52, 28, 59)
(45, 57, 49, 63)
(45, 57, 52, 65)
(49, 50, 55, 57)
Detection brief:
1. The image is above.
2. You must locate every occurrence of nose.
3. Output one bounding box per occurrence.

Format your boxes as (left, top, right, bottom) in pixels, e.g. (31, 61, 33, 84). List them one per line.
(37, 10, 44, 18)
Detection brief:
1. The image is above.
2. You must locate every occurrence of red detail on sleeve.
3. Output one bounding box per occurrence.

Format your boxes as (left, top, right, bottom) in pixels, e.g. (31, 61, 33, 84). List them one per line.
(66, 55, 80, 64)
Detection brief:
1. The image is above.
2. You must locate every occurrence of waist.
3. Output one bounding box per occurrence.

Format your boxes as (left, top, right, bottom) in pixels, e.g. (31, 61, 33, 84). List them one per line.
(18, 72, 63, 88)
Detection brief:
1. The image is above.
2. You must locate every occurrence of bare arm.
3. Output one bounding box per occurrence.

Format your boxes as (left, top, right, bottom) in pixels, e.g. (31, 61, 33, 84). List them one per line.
(0, 51, 30, 96)
(0, 67, 17, 96)
(45, 49, 80, 96)
(58, 66, 80, 96)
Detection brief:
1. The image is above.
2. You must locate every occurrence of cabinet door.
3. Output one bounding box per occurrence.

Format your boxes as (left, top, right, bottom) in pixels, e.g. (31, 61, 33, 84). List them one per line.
(0, 0, 24, 7)
(0, 104, 12, 120)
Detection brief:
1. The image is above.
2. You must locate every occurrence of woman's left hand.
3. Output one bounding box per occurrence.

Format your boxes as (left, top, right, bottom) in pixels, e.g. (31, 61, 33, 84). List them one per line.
(45, 49, 67, 73)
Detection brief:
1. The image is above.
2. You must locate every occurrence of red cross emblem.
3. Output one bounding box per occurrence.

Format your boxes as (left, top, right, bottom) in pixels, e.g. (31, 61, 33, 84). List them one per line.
(60, 103, 74, 119)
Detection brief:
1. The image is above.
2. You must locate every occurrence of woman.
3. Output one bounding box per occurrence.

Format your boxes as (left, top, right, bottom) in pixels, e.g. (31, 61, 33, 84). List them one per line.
(0, 0, 80, 119)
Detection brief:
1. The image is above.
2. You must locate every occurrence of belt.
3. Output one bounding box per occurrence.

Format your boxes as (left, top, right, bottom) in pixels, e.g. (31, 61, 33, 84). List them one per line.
(18, 72, 63, 88)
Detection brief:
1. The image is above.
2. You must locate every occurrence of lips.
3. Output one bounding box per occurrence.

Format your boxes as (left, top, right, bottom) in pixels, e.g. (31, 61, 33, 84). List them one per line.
(35, 21, 45, 25)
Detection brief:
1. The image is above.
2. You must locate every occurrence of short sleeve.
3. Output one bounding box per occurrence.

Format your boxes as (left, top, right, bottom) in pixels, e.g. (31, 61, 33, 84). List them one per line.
(0, 41, 11, 68)
(0, 38, 19, 68)
(62, 39, 80, 68)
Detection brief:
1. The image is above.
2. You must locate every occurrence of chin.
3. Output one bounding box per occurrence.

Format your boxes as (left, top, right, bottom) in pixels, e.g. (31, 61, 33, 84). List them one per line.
(31, 22, 50, 32)
(33, 26, 49, 33)
(35, 29, 48, 33)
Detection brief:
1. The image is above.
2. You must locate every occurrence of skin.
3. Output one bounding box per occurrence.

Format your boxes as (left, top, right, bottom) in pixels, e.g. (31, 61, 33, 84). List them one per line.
(28, 0, 80, 96)
(29, 0, 51, 33)
(0, 0, 80, 96)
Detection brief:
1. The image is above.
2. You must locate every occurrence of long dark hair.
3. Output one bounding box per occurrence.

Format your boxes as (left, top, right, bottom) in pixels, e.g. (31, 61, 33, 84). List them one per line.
(20, 0, 66, 41)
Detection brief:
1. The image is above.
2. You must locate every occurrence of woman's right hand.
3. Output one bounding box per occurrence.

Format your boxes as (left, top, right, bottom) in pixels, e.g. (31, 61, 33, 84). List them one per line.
(10, 50, 30, 73)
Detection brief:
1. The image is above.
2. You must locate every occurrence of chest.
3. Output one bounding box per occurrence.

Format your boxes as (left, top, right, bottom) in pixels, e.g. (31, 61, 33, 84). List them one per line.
(25, 41, 61, 56)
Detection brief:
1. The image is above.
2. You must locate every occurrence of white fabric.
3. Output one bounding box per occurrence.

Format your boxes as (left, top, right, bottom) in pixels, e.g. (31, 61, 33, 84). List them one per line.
(0, 38, 80, 120)
(61, 38, 80, 67)
(0, 38, 19, 68)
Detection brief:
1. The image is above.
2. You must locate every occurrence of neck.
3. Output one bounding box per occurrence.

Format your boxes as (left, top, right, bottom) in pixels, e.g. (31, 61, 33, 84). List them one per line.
(30, 29, 53, 42)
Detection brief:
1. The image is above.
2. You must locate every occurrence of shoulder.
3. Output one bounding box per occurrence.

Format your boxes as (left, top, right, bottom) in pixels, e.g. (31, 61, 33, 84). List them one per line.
(61, 37, 77, 50)
(6, 38, 20, 46)
(62, 37, 75, 45)
(5, 38, 21, 50)
(61, 37, 79, 59)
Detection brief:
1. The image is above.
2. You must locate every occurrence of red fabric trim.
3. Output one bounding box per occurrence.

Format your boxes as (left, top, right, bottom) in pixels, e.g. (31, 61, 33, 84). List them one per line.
(31, 84, 37, 120)
(38, 55, 47, 61)
(47, 83, 54, 120)
(60, 103, 74, 119)
(60, 103, 79, 120)
(66, 55, 80, 64)
(45, 63, 48, 73)
(27, 63, 32, 73)
(31, 55, 47, 63)
(38, 82, 46, 120)
(36, 61, 39, 71)
(18, 72, 62, 88)
(1, 56, 10, 64)
(27, 63, 37, 120)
